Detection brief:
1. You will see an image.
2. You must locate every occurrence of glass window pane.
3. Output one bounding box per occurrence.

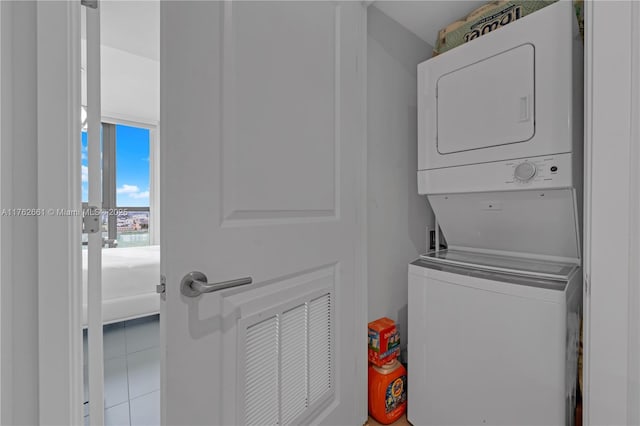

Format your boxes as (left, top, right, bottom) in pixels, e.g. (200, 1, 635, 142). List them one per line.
(81, 131, 88, 203)
(81, 127, 103, 203)
(115, 124, 151, 247)
(115, 124, 150, 207)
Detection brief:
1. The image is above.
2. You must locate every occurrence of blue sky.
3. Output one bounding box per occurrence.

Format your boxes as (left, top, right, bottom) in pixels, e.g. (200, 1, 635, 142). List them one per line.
(81, 124, 150, 207)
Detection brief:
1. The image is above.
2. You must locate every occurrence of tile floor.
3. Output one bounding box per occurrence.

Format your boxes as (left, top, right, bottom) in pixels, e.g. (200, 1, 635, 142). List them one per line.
(83, 314, 160, 426)
(366, 414, 411, 426)
(82, 315, 408, 426)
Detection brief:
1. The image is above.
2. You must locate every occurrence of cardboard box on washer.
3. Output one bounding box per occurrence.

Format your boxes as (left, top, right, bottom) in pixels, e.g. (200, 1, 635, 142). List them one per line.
(433, 0, 583, 57)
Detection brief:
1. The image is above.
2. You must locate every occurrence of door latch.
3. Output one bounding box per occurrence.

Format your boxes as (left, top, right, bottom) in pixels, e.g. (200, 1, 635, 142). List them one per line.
(156, 275, 166, 301)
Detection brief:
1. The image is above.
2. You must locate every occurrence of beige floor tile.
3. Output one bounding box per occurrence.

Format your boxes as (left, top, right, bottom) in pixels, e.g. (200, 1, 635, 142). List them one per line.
(366, 414, 411, 426)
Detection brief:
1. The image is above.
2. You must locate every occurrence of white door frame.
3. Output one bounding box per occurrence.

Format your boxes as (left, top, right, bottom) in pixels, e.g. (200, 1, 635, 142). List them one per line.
(0, 2, 4, 423)
(0, 1, 83, 425)
(13, 1, 639, 425)
(582, 1, 640, 425)
(35, 1, 84, 425)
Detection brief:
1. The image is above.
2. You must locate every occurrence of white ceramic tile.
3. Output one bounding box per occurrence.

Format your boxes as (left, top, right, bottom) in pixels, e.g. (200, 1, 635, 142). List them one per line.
(104, 356, 130, 408)
(105, 401, 131, 426)
(130, 391, 160, 426)
(127, 348, 160, 399)
(84, 331, 127, 408)
(104, 322, 127, 360)
(85, 402, 131, 426)
(84, 322, 127, 364)
(125, 318, 159, 354)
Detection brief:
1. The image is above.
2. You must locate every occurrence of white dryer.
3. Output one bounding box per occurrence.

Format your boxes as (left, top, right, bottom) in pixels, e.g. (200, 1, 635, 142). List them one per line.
(417, 0, 583, 195)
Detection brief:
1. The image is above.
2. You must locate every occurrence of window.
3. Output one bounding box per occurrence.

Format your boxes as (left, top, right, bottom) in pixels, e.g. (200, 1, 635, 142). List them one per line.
(82, 122, 156, 248)
(114, 124, 151, 247)
(81, 130, 89, 204)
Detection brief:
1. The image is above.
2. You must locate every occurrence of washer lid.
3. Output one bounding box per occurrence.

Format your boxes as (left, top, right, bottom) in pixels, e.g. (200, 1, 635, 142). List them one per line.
(428, 188, 581, 262)
(419, 249, 578, 281)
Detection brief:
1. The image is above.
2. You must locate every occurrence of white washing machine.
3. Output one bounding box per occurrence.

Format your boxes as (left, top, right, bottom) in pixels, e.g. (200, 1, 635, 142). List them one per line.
(408, 187, 582, 425)
(417, 0, 583, 195)
(408, 250, 582, 426)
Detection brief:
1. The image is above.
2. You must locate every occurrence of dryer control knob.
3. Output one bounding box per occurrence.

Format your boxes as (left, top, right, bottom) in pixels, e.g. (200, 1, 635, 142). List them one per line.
(514, 161, 537, 182)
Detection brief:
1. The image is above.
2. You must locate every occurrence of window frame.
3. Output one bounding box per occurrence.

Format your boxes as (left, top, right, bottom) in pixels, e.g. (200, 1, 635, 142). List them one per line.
(86, 116, 158, 247)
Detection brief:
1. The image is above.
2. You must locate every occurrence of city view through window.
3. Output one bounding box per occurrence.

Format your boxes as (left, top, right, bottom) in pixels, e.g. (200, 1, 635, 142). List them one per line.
(82, 124, 151, 248)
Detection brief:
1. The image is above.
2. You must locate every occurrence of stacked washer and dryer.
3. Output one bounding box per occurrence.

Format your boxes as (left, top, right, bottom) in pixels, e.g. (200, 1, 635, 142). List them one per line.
(408, 2, 583, 425)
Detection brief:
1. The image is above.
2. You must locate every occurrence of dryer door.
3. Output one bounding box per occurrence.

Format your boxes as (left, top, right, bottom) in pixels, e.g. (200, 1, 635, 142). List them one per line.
(437, 44, 535, 154)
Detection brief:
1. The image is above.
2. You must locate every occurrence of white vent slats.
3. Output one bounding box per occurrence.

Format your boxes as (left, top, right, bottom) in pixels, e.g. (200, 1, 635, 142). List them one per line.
(280, 305, 308, 425)
(244, 316, 279, 426)
(243, 293, 333, 426)
(308, 294, 332, 405)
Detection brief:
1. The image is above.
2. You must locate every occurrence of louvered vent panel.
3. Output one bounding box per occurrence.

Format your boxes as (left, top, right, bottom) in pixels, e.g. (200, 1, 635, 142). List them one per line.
(308, 294, 332, 405)
(280, 305, 308, 425)
(241, 291, 333, 425)
(244, 316, 279, 426)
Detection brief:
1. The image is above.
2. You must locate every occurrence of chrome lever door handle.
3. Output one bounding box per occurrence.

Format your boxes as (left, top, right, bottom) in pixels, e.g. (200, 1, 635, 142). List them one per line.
(180, 271, 252, 297)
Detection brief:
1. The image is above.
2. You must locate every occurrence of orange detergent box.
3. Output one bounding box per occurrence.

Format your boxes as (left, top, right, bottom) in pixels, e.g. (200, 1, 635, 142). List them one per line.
(368, 317, 400, 367)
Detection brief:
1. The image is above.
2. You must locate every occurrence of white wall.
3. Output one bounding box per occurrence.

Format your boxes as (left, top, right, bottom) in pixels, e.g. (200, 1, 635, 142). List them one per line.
(1, 2, 38, 424)
(367, 6, 434, 351)
(81, 41, 160, 124)
(583, 2, 640, 424)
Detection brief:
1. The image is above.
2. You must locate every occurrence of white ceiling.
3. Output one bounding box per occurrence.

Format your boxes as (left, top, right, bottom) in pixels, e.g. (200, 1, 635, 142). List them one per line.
(82, 1, 480, 62)
(373, 1, 484, 46)
(81, 0, 159, 61)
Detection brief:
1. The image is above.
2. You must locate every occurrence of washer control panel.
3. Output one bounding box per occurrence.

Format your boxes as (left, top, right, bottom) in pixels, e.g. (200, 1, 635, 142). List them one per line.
(504, 156, 564, 186)
(417, 153, 574, 194)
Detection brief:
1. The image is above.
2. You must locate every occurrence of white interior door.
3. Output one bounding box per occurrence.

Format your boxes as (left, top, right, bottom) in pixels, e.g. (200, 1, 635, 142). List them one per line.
(160, 2, 365, 425)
